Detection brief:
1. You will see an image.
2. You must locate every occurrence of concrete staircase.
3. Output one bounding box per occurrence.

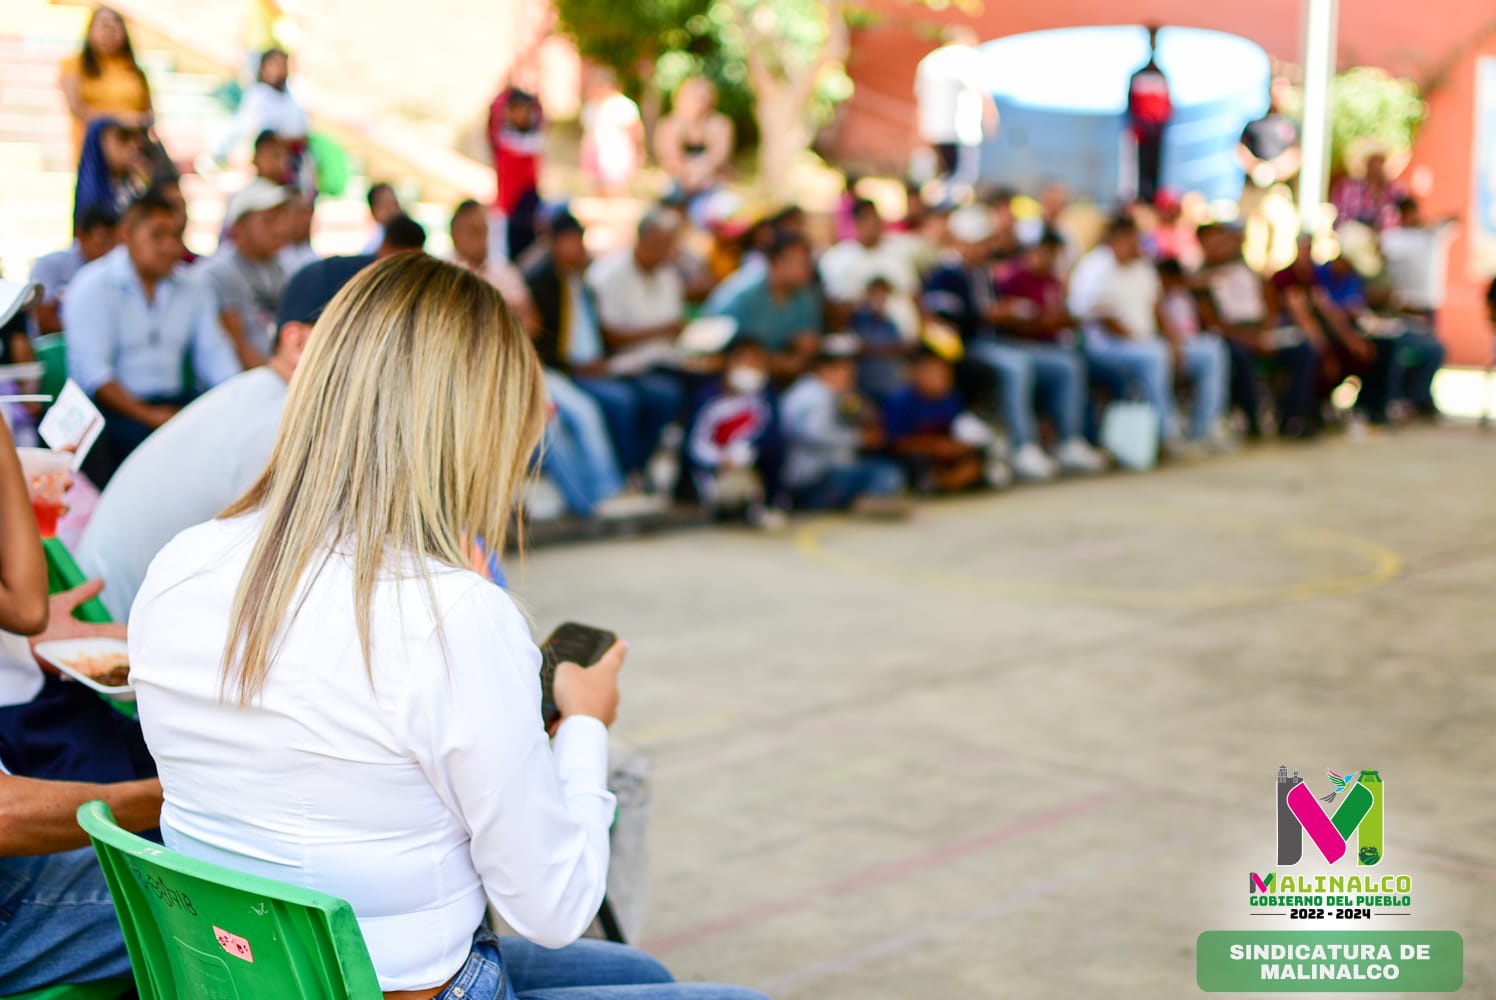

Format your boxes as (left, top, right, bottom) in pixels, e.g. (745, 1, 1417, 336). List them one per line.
(0, 0, 656, 293)
(0, 0, 82, 283)
(0, 0, 457, 284)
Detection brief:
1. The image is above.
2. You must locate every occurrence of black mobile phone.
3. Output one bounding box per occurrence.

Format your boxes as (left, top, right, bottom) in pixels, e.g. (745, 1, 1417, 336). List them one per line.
(539, 622, 617, 728)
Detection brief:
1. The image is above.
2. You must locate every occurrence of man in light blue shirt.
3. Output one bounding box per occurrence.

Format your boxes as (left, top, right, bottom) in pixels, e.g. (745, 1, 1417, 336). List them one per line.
(61, 192, 241, 480)
(27, 205, 118, 337)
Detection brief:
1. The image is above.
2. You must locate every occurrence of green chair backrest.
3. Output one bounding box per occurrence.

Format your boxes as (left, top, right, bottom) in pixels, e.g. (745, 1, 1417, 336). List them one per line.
(41, 539, 133, 716)
(42, 539, 110, 624)
(32, 334, 66, 405)
(76, 802, 384, 1000)
(0, 979, 133, 1000)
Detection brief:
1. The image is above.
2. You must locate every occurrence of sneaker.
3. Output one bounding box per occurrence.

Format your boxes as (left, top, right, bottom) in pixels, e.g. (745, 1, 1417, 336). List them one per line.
(1055, 438, 1107, 474)
(523, 476, 568, 521)
(646, 447, 680, 494)
(1201, 424, 1239, 454)
(595, 491, 670, 521)
(1010, 442, 1058, 481)
(851, 494, 913, 521)
(712, 467, 763, 508)
(747, 504, 789, 533)
(984, 456, 1014, 490)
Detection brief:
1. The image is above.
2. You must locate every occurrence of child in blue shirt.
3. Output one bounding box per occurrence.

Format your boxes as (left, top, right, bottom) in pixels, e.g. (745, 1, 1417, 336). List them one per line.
(882, 348, 988, 494)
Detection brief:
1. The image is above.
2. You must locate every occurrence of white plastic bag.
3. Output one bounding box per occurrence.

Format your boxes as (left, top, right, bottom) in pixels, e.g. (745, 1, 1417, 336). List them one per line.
(1100, 400, 1159, 471)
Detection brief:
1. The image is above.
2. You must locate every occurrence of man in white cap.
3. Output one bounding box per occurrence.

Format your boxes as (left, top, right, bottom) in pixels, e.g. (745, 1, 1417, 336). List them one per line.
(63, 192, 242, 478)
(193, 177, 291, 369)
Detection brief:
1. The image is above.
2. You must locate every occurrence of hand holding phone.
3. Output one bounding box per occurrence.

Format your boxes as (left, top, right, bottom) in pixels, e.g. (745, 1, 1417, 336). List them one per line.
(540, 622, 625, 729)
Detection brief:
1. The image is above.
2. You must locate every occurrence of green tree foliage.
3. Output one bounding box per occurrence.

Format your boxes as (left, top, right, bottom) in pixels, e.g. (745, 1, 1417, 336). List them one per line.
(553, 0, 758, 143)
(1328, 68, 1426, 174)
(1283, 67, 1427, 175)
(554, 0, 929, 185)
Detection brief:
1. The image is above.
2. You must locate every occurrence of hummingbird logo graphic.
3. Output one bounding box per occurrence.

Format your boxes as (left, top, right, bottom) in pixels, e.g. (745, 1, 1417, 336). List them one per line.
(1319, 769, 1360, 804)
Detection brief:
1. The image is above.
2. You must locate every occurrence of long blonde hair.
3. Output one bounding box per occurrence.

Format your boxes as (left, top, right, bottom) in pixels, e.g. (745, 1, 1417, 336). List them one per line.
(219, 253, 545, 704)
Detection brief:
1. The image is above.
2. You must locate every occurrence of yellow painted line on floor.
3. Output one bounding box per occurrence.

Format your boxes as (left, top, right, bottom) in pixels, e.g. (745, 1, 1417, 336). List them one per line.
(793, 509, 1404, 611)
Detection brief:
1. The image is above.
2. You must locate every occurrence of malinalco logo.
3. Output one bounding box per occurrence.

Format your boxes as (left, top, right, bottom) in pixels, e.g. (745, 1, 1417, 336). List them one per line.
(1275, 766, 1383, 866)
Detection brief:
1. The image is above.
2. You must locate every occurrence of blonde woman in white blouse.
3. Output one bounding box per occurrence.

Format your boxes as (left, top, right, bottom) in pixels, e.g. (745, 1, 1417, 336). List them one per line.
(130, 254, 765, 1000)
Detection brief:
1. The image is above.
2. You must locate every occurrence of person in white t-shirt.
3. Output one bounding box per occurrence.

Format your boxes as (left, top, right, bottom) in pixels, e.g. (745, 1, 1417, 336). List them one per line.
(914, 27, 996, 187)
(215, 48, 311, 187)
(1070, 215, 1228, 448)
(581, 69, 642, 198)
(128, 254, 763, 1000)
(1379, 197, 1457, 319)
(588, 209, 687, 369)
(2, 335, 210, 1000)
(0, 348, 155, 786)
(819, 198, 925, 339)
(1374, 197, 1449, 417)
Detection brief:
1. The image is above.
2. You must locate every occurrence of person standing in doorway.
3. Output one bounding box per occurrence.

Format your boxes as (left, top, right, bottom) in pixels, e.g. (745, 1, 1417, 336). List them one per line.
(914, 26, 995, 193)
(1126, 25, 1172, 203)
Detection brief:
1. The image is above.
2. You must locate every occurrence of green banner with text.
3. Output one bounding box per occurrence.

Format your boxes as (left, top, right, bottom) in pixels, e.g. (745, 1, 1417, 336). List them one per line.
(1197, 931, 1463, 992)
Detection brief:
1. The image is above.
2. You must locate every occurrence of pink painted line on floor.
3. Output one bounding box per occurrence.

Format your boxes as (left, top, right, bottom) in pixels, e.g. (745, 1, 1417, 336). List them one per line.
(758, 830, 1197, 997)
(643, 789, 1120, 957)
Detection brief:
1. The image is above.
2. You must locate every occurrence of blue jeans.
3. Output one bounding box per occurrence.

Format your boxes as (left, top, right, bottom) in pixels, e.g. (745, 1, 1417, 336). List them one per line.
(0, 847, 132, 993)
(575, 374, 685, 476)
(965, 339, 1085, 446)
(543, 372, 624, 517)
(1224, 337, 1320, 434)
(434, 927, 768, 1000)
(1083, 329, 1228, 440)
(791, 457, 906, 511)
(1389, 327, 1444, 414)
(1177, 334, 1229, 439)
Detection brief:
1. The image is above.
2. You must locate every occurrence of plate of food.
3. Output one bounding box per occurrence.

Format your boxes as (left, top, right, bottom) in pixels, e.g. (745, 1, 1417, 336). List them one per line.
(33, 637, 133, 700)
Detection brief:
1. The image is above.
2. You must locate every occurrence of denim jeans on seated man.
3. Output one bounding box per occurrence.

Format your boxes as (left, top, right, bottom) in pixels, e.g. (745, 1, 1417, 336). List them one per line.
(972, 338, 1088, 447)
(542, 372, 624, 517)
(1223, 338, 1320, 436)
(1083, 327, 1229, 441)
(434, 927, 768, 1000)
(1388, 324, 1444, 415)
(574, 373, 684, 477)
(0, 847, 133, 993)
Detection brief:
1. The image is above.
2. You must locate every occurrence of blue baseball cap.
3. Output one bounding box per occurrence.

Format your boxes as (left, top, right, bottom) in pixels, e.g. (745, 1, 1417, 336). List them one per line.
(276, 254, 375, 329)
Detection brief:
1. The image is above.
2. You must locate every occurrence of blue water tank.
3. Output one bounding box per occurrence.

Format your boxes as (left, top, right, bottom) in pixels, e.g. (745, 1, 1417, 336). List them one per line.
(975, 25, 1271, 204)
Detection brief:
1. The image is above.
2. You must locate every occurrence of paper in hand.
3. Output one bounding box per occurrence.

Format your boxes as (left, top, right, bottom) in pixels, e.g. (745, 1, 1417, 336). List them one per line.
(38, 380, 105, 470)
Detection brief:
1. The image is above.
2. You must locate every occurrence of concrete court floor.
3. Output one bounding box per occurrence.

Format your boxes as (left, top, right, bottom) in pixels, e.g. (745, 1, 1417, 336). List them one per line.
(515, 424, 1495, 999)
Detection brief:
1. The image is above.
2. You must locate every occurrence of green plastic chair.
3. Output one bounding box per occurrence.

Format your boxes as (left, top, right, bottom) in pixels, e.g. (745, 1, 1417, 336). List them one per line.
(76, 802, 384, 1000)
(0, 979, 132, 1000)
(31, 334, 66, 406)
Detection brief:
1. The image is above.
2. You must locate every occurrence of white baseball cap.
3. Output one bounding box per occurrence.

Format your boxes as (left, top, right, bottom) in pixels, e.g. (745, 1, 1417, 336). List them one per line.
(225, 179, 290, 228)
(947, 205, 993, 245)
(0, 279, 41, 329)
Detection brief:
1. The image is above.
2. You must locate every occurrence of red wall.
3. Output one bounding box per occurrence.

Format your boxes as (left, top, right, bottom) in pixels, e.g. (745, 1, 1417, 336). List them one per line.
(836, 0, 1496, 363)
(1403, 36, 1496, 366)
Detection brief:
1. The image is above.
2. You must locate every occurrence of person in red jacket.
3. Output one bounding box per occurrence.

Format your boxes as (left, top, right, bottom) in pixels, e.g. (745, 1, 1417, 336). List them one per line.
(1127, 26, 1172, 203)
(488, 86, 544, 258)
